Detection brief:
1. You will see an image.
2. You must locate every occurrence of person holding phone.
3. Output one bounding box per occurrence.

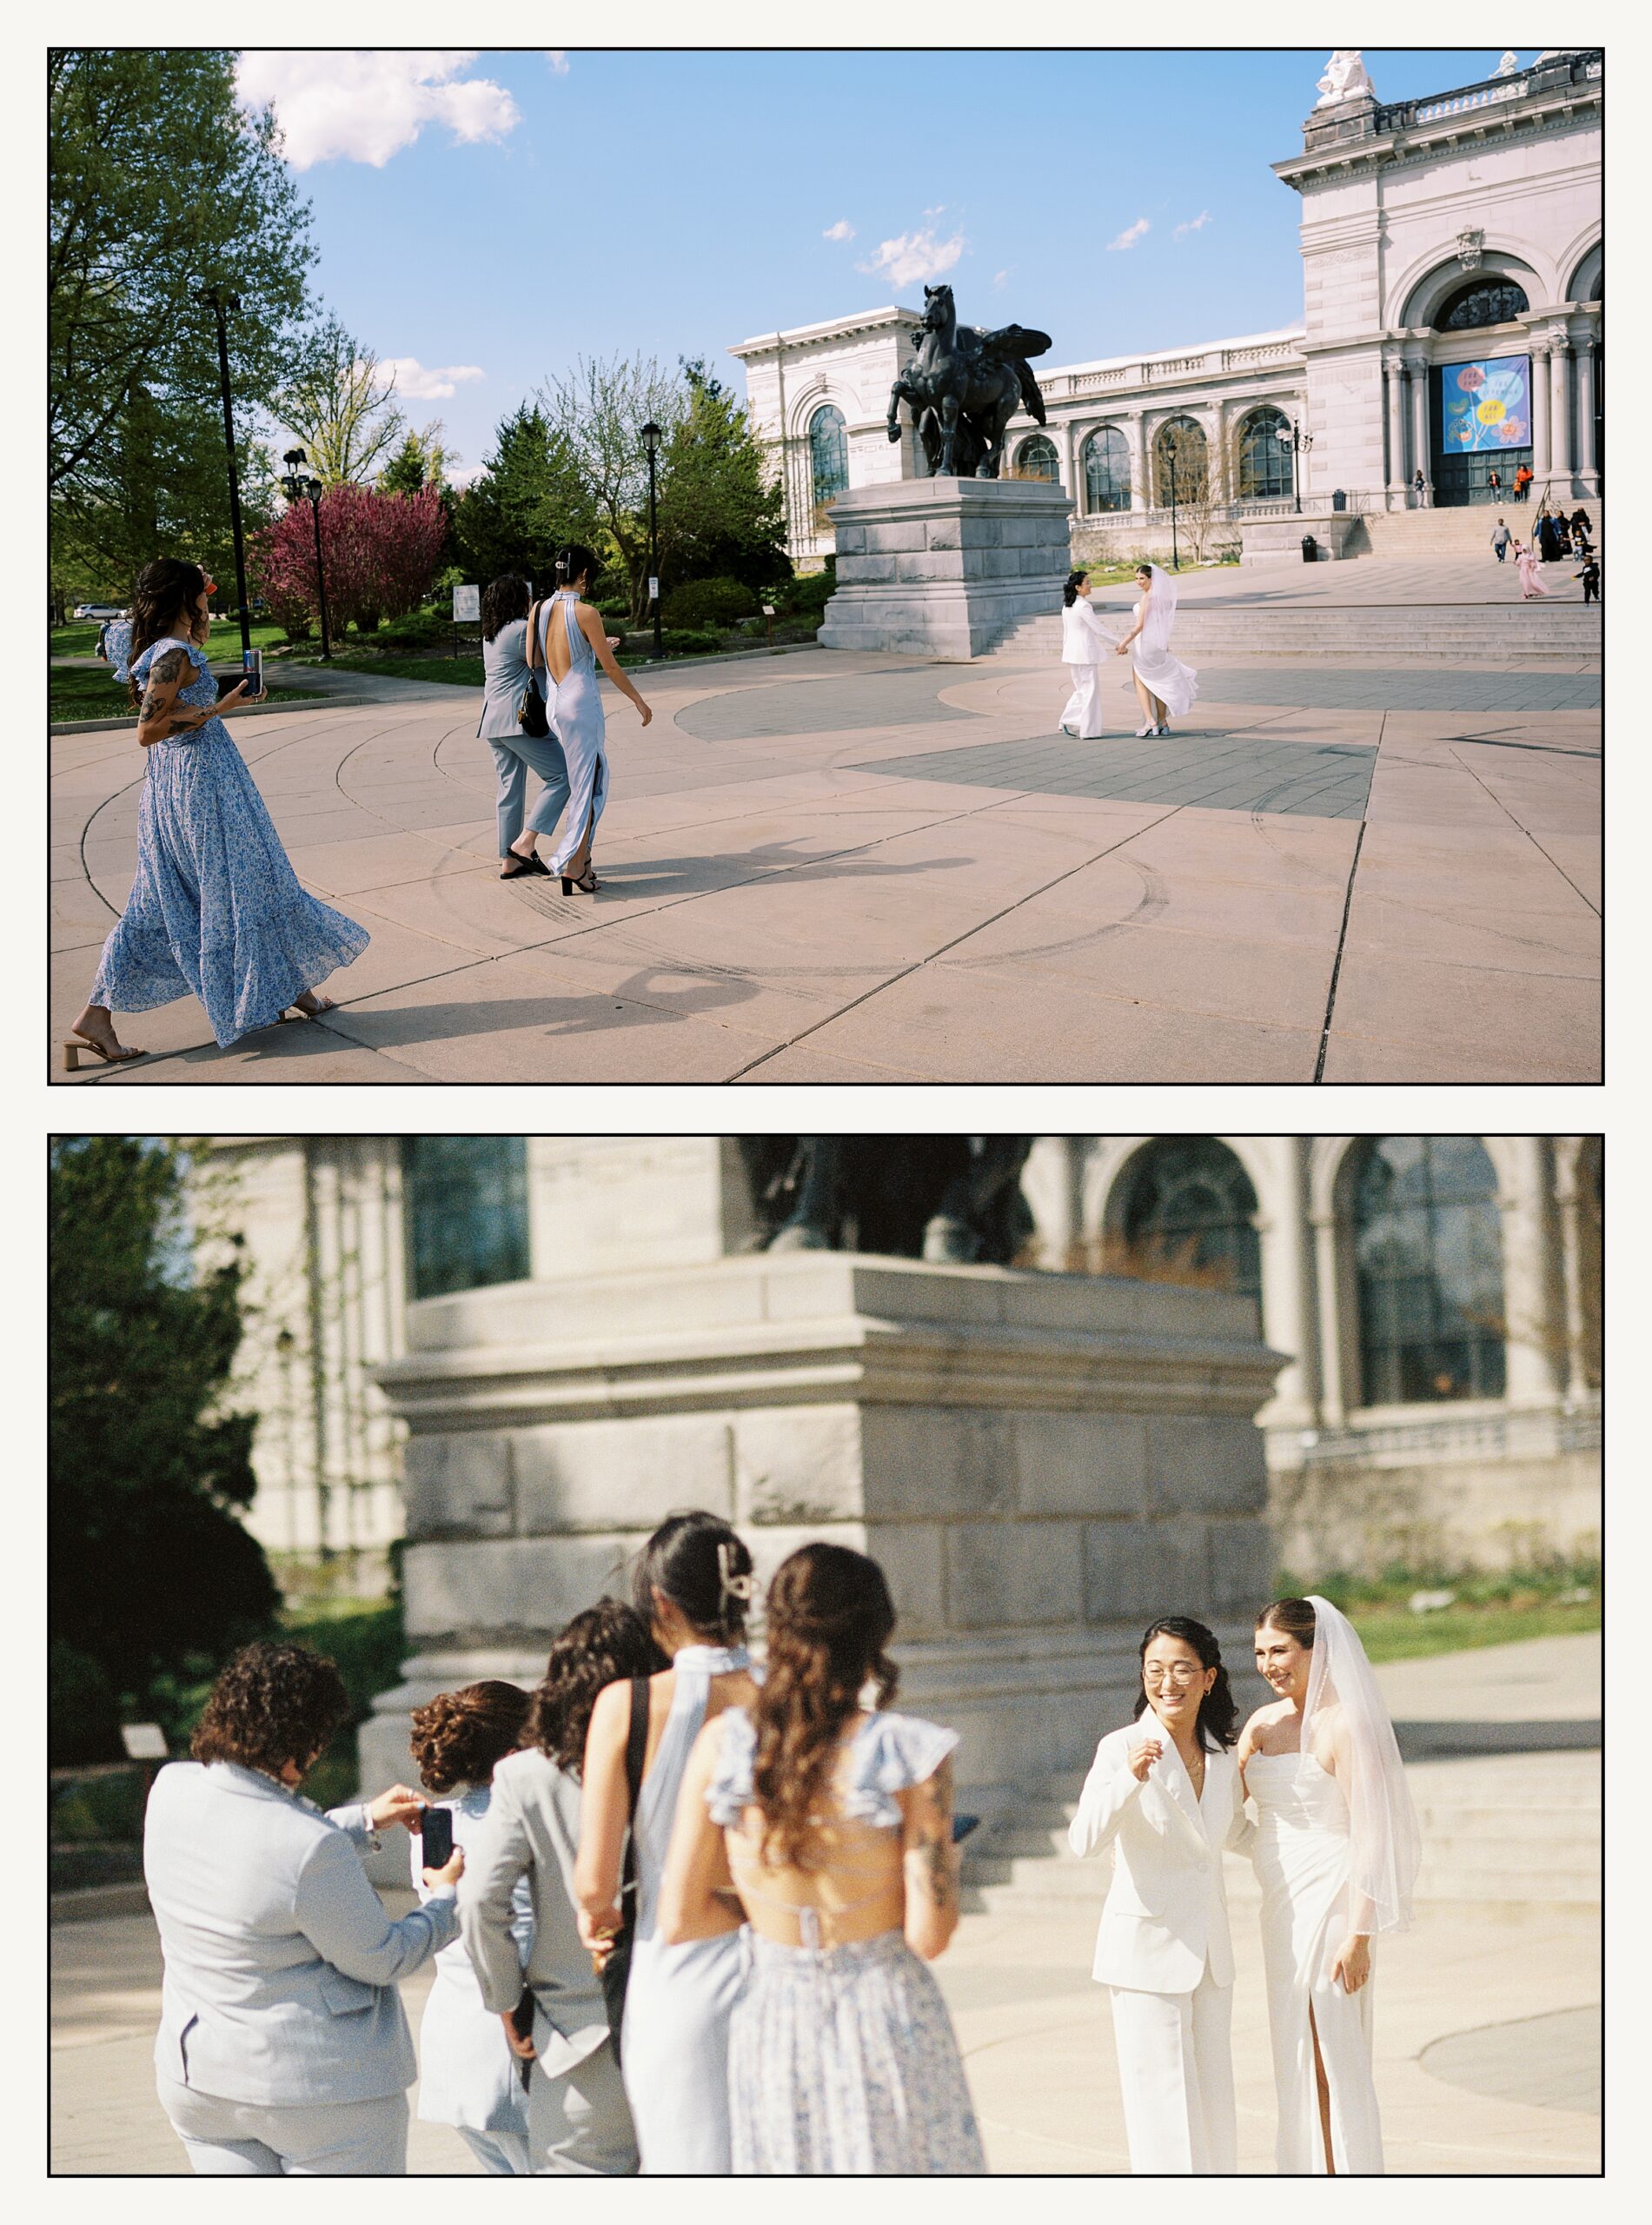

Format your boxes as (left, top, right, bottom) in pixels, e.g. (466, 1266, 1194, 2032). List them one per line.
(67, 556, 369, 1068)
(408, 1682, 534, 2174)
(1067, 1617, 1252, 2174)
(461, 1601, 662, 2174)
(143, 1642, 463, 2175)
(658, 1543, 985, 2175)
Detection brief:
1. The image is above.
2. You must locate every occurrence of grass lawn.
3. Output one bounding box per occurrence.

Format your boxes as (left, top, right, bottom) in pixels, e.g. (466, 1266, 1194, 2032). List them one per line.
(50, 667, 324, 722)
(289, 650, 485, 686)
(1344, 1596, 1600, 1664)
(50, 618, 291, 660)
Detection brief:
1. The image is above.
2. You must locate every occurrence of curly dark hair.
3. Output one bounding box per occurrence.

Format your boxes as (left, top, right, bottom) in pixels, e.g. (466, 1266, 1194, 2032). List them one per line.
(750, 1543, 898, 1868)
(126, 558, 209, 710)
(481, 574, 529, 643)
(408, 1679, 531, 1794)
(1130, 1615, 1239, 1753)
(524, 1599, 664, 1776)
(190, 1641, 349, 1778)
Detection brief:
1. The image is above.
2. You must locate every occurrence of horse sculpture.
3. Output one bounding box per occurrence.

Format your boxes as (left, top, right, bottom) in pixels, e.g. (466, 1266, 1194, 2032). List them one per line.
(737, 1136, 1035, 1265)
(886, 284, 1052, 480)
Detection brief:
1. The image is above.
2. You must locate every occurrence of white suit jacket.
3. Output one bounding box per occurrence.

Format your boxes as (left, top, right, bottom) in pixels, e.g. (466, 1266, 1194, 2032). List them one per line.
(1068, 1722, 1254, 1994)
(1061, 597, 1113, 663)
(144, 1760, 459, 2107)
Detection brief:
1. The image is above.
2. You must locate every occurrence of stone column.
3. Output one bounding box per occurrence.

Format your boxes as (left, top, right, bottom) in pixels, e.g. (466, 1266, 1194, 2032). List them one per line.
(1405, 355, 1431, 501)
(1055, 419, 1079, 510)
(1576, 341, 1600, 490)
(1529, 342, 1551, 485)
(1310, 1210, 1347, 1425)
(1549, 342, 1574, 494)
(1255, 1139, 1321, 1430)
(1384, 357, 1407, 499)
(364, 1252, 1284, 1808)
(1125, 414, 1149, 513)
(1552, 1142, 1595, 1404)
(1498, 1137, 1563, 1409)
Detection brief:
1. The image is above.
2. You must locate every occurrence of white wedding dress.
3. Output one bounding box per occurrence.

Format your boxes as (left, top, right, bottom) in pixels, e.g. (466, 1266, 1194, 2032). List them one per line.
(1247, 1752, 1383, 2173)
(1131, 563, 1198, 720)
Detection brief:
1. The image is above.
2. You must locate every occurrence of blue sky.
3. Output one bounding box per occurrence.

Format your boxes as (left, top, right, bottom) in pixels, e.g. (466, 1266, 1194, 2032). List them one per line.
(242, 50, 1534, 479)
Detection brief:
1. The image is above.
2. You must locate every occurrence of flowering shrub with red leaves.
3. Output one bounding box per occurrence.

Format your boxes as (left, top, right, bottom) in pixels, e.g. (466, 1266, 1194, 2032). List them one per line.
(251, 483, 448, 639)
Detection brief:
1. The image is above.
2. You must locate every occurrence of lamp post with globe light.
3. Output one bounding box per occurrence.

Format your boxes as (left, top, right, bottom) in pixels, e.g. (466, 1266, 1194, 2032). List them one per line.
(280, 448, 331, 661)
(641, 420, 664, 661)
(1277, 417, 1315, 515)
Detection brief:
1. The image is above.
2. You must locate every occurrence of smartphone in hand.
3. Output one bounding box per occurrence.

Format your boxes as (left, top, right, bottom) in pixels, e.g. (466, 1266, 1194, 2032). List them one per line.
(242, 648, 264, 699)
(420, 1805, 455, 1868)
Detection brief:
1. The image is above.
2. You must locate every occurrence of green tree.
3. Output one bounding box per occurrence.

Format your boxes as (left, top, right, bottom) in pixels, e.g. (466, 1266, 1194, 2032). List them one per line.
(49, 50, 315, 594)
(275, 312, 405, 486)
(379, 418, 458, 496)
(50, 1139, 279, 1721)
(448, 403, 597, 590)
(662, 357, 790, 595)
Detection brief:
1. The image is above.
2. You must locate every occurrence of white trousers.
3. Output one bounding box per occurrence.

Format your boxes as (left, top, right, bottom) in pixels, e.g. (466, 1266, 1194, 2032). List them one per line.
(158, 2076, 408, 2175)
(1109, 1964, 1237, 2174)
(1060, 663, 1105, 739)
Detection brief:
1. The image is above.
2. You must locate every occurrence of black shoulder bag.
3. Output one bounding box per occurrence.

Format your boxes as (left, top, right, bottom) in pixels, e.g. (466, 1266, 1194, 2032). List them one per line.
(600, 1675, 649, 2065)
(518, 601, 551, 738)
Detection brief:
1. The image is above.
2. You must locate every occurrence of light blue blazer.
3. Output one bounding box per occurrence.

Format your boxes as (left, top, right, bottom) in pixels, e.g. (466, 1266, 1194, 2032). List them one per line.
(144, 1760, 460, 2108)
(477, 617, 534, 740)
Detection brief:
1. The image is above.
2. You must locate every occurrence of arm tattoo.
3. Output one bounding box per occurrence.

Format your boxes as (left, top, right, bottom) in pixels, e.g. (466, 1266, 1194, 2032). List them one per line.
(151, 647, 188, 686)
(141, 647, 193, 734)
(910, 1756, 957, 1914)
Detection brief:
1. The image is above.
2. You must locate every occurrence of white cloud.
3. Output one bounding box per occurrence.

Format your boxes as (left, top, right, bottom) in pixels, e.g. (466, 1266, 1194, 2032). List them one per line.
(1106, 216, 1151, 252)
(993, 269, 1012, 289)
(858, 222, 966, 290)
(545, 51, 570, 74)
(1174, 210, 1212, 237)
(381, 358, 486, 401)
(823, 219, 855, 242)
(236, 51, 522, 170)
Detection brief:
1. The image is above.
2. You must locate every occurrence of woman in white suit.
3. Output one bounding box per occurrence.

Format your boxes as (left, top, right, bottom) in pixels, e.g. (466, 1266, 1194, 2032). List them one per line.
(144, 1643, 464, 2175)
(1068, 1616, 1252, 2173)
(1059, 569, 1113, 738)
(408, 1680, 535, 2173)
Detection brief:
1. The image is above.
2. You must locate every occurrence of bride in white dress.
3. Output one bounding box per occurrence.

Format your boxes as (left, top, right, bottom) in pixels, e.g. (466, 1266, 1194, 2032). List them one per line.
(1238, 1596, 1421, 2175)
(1113, 562, 1198, 736)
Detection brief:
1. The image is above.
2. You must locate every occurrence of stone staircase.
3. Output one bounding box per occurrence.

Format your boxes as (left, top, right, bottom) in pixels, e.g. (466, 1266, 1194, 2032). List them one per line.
(1357, 500, 1604, 560)
(984, 597, 1601, 666)
(961, 1747, 1600, 1917)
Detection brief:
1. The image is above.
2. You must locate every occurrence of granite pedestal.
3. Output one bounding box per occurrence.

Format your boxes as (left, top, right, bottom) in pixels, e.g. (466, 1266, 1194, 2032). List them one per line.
(819, 477, 1074, 660)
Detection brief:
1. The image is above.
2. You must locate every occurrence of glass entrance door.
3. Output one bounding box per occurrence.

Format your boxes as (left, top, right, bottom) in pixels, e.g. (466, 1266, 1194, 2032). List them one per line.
(1432, 358, 1534, 506)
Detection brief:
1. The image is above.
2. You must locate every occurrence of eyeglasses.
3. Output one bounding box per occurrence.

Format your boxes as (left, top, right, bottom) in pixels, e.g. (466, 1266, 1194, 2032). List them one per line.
(1143, 1665, 1203, 1686)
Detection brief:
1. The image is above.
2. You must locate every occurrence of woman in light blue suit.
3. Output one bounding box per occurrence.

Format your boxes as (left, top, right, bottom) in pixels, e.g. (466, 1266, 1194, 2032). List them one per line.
(408, 1680, 535, 2173)
(478, 574, 571, 879)
(144, 1643, 463, 2175)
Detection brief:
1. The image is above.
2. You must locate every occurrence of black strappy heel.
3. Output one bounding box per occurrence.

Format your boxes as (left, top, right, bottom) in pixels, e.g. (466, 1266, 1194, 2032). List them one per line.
(561, 867, 601, 895)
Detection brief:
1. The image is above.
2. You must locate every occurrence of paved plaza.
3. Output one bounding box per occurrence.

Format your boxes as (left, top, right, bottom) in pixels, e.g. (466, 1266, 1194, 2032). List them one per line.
(50, 1636, 1600, 2175)
(51, 560, 1601, 1084)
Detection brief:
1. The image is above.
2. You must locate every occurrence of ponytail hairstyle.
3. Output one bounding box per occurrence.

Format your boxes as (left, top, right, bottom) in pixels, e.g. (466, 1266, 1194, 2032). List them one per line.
(481, 574, 529, 643)
(632, 1511, 755, 1647)
(553, 541, 601, 594)
(1256, 1596, 1317, 1650)
(126, 558, 209, 709)
(750, 1543, 899, 1867)
(408, 1678, 531, 1793)
(1130, 1614, 1238, 1753)
(1063, 568, 1090, 608)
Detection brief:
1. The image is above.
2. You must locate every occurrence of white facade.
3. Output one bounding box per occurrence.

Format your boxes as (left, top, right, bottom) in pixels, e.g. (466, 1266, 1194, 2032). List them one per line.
(198, 1134, 1599, 1590)
(731, 50, 1602, 568)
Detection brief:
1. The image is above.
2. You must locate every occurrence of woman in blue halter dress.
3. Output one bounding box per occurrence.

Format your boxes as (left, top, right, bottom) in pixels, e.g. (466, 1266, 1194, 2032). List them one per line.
(532, 542, 653, 894)
(69, 559, 368, 1065)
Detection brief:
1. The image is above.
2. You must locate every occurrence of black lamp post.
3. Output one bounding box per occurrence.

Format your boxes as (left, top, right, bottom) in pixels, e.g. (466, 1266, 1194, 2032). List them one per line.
(281, 448, 331, 661)
(1277, 418, 1315, 515)
(197, 286, 252, 658)
(640, 420, 663, 661)
(1162, 427, 1182, 571)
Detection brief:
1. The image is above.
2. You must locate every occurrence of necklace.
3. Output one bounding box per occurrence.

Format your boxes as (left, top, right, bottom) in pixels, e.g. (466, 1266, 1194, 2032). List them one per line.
(1186, 1745, 1205, 1797)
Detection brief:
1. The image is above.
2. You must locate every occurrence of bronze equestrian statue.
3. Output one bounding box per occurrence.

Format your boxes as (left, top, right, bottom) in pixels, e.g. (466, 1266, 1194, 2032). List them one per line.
(738, 1137, 1035, 1265)
(886, 284, 1052, 480)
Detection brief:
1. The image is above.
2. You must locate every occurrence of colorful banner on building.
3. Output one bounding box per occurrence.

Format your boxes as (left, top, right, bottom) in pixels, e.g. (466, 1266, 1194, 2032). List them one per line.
(1440, 355, 1531, 452)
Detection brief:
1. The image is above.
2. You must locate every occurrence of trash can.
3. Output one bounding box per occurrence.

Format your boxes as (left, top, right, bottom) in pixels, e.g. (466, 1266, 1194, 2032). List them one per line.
(1301, 534, 1318, 563)
(1331, 488, 1347, 513)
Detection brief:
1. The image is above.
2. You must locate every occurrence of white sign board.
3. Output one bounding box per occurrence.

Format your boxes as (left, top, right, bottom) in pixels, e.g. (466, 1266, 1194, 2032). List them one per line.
(648, 578, 660, 601)
(453, 584, 481, 622)
(122, 1722, 169, 1761)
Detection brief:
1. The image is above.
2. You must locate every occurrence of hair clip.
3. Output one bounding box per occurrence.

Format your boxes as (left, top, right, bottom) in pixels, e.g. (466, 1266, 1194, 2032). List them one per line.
(716, 1540, 755, 1607)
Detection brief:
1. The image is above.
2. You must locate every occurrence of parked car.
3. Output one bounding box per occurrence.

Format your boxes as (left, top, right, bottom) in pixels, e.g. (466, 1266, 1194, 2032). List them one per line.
(73, 603, 124, 621)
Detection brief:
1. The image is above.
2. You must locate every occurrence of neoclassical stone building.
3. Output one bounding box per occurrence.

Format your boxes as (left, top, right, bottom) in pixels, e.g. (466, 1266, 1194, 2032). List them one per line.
(730, 48, 1602, 568)
(196, 1135, 1599, 1588)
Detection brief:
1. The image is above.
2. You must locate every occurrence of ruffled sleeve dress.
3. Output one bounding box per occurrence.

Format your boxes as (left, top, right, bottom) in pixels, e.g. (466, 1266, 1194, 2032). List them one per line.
(708, 1707, 986, 2175)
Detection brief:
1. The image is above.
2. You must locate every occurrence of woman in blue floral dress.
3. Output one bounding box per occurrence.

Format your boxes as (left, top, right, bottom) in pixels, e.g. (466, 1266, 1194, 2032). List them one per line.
(68, 560, 368, 1066)
(660, 1543, 985, 2175)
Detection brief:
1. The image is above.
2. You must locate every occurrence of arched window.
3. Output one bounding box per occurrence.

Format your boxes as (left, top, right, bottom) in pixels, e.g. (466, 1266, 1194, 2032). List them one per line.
(1237, 407, 1294, 501)
(1153, 415, 1208, 504)
(1436, 279, 1529, 331)
(1012, 434, 1059, 482)
(401, 1137, 530, 1301)
(1083, 426, 1131, 512)
(1118, 1138, 1262, 1300)
(809, 405, 848, 507)
(1352, 1138, 1505, 1405)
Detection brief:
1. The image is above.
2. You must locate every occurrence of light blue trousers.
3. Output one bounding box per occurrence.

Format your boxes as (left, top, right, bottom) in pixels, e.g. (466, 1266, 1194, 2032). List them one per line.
(158, 2076, 409, 2175)
(488, 731, 570, 855)
(527, 2037, 637, 2175)
(458, 2125, 532, 2175)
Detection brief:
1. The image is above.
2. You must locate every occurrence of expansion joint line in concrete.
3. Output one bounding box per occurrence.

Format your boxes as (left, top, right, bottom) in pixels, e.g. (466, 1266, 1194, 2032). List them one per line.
(1312, 715, 1377, 1084)
(725, 800, 1184, 1081)
(1443, 741, 1602, 924)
